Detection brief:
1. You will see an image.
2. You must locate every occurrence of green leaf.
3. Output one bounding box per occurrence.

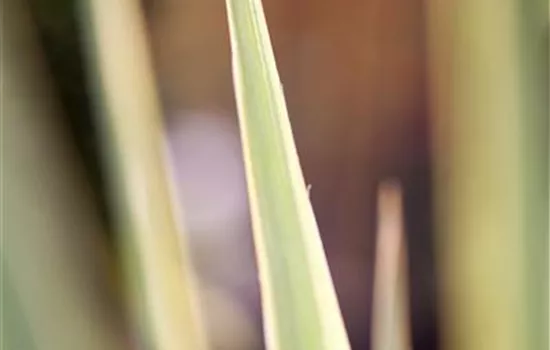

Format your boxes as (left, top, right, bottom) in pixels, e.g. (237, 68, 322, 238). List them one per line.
(2, 1, 125, 349)
(79, 1, 208, 349)
(427, 0, 546, 349)
(224, 1, 351, 349)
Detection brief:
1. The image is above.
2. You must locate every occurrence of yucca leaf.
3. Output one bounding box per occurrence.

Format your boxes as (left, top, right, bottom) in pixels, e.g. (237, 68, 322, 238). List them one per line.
(224, 1, 351, 349)
(79, 1, 208, 349)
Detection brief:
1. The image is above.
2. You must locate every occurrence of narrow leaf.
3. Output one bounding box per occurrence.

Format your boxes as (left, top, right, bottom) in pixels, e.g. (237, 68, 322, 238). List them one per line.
(371, 181, 412, 350)
(225, 1, 351, 349)
(79, 1, 208, 349)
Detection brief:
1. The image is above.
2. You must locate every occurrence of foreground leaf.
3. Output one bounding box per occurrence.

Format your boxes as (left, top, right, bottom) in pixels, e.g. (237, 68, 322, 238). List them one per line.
(225, 1, 351, 349)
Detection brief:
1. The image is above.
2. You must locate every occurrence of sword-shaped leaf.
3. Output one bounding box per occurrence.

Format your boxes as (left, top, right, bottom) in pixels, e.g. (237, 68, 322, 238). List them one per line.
(224, 1, 351, 349)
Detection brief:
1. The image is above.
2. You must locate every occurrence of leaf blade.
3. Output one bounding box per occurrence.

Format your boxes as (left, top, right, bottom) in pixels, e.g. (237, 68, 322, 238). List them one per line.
(225, 1, 351, 349)
(79, 1, 208, 349)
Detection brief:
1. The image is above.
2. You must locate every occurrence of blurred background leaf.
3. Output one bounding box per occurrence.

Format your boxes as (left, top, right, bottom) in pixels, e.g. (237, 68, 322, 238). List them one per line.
(79, 0, 208, 349)
(371, 181, 412, 350)
(2, 1, 126, 349)
(427, 0, 548, 349)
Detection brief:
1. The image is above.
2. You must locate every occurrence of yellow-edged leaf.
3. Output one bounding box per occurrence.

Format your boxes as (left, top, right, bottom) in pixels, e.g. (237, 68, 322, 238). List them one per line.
(225, 1, 351, 349)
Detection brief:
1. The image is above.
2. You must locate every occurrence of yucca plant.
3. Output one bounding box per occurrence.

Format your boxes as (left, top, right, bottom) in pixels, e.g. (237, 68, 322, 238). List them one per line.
(6, 0, 546, 348)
